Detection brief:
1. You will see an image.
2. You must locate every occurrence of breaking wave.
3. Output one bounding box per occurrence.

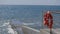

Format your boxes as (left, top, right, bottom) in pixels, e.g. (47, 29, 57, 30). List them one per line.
(0, 21, 17, 34)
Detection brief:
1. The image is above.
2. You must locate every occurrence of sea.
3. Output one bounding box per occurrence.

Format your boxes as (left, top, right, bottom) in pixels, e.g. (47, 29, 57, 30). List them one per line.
(0, 5, 60, 34)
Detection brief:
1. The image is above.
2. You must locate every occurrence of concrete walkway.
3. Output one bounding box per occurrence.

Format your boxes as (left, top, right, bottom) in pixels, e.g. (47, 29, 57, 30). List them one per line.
(40, 29, 60, 34)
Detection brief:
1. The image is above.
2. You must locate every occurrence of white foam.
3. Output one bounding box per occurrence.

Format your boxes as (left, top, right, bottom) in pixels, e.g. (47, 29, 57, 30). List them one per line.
(23, 23, 36, 25)
(7, 23, 17, 34)
(2, 22, 10, 27)
(7, 27, 15, 34)
(1, 21, 17, 34)
(0, 22, 9, 27)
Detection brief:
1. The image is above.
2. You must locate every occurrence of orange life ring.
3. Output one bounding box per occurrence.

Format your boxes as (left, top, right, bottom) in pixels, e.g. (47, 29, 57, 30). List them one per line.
(44, 11, 53, 29)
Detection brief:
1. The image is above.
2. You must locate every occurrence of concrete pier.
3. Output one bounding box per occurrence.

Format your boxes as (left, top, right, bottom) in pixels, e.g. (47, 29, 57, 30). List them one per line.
(22, 26, 60, 34)
(22, 26, 40, 34)
(40, 29, 60, 34)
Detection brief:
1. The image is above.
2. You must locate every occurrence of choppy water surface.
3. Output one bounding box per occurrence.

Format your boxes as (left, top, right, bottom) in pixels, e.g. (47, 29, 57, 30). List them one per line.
(0, 5, 60, 34)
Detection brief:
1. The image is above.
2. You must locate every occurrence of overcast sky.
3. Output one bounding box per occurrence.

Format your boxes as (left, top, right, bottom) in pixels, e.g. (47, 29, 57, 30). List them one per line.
(0, 0, 60, 5)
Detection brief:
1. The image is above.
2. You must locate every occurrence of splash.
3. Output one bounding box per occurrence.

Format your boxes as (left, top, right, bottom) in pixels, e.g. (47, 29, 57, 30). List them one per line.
(0, 21, 17, 34)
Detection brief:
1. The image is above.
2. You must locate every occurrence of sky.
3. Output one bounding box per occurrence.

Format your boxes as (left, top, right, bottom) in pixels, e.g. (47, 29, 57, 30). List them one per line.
(0, 0, 60, 5)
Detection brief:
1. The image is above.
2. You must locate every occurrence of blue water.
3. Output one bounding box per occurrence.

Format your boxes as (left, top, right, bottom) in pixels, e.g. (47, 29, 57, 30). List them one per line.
(0, 5, 60, 21)
(0, 5, 60, 34)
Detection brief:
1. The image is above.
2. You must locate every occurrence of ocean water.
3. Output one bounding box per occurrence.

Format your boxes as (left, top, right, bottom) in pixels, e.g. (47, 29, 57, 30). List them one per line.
(0, 5, 60, 34)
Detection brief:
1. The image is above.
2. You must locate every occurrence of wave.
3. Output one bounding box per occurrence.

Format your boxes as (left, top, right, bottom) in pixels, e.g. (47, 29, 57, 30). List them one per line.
(23, 23, 41, 26)
(0, 21, 17, 34)
(23, 23, 35, 25)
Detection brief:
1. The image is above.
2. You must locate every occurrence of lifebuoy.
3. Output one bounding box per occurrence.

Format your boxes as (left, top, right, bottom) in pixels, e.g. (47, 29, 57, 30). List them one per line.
(44, 11, 53, 29)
